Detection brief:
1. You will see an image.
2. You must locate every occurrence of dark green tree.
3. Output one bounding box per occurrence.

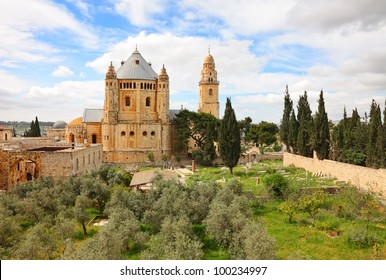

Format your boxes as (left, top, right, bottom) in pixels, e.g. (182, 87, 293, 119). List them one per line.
(35, 116, 41, 137)
(238, 116, 252, 142)
(248, 121, 279, 147)
(280, 85, 293, 151)
(296, 92, 313, 157)
(366, 100, 383, 168)
(173, 109, 219, 162)
(219, 98, 240, 174)
(288, 109, 299, 153)
(313, 90, 330, 159)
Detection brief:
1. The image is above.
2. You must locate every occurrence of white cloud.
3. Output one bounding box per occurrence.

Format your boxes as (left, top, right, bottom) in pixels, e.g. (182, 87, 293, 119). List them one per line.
(180, 0, 296, 34)
(0, 0, 98, 66)
(66, 0, 92, 18)
(112, 0, 164, 26)
(0, 74, 104, 122)
(52, 65, 75, 77)
(286, 0, 386, 33)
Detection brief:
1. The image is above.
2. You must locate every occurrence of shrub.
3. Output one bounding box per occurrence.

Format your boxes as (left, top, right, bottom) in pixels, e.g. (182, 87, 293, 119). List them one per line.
(262, 173, 288, 198)
(273, 143, 282, 152)
(347, 228, 383, 248)
(298, 190, 327, 220)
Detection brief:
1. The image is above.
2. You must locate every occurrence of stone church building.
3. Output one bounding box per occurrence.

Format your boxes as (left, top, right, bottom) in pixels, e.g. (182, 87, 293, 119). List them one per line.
(65, 48, 219, 163)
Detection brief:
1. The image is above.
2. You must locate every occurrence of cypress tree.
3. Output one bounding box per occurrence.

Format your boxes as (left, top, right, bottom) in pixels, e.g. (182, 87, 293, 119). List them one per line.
(280, 85, 293, 151)
(313, 90, 330, 160)
(35, 116, 41, 137)
(366, 100, 382, 168)
(29, 119, 36, 137)
(288, 109, 299, 153)
(383, 100, 386, 167)
(296, 92, 313, 157)
(219, 98, 240, 174)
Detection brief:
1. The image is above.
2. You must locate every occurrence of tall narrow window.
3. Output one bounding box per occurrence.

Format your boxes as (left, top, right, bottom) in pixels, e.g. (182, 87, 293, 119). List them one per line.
(209, 89, 213, 96)
(146, 97, 151, 107)
(92, 134, 97, 144)
(126, 96, 130, 106)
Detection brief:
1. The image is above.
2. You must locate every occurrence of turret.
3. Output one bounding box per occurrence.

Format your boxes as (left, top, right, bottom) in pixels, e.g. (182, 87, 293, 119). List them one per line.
(158, 64, 170, 123)
(104, 62, 119, 124)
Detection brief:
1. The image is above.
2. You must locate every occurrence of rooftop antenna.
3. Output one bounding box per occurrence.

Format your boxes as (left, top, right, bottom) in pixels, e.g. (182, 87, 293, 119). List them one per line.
(208, 44, 211, 54)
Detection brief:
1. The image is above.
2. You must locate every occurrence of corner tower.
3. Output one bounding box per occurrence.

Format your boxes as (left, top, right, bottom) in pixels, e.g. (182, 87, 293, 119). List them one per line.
(198, 51, 219, 118)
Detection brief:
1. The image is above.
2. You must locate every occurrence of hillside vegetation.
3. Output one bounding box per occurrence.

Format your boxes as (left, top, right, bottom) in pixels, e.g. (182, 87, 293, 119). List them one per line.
(0, 160, 384, 260)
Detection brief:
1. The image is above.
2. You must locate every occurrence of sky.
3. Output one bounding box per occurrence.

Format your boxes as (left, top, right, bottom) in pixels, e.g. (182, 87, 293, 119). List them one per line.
(1, 0, 386, 124)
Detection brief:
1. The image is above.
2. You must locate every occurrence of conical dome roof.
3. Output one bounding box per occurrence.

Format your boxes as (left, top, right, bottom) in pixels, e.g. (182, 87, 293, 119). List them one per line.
(116, 48, 157, 80)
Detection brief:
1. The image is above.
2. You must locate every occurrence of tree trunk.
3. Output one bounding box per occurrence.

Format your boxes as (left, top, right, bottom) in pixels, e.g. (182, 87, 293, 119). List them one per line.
(82, 222, 88, 236)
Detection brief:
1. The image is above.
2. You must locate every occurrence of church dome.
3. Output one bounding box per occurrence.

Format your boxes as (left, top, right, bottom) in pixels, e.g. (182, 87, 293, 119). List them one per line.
(116, 48, 158, 81)
(68, 117, 82, 126)
(204, 53, 215, 64)
(52, 120, 67, 129)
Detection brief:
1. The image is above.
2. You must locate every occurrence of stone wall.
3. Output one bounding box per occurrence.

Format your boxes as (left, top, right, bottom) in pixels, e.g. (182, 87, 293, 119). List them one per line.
(39, 145, 103, 177)
(0, 150, 42, 191)
(238, 152, 283, 164)
(283, 152, 385, 196)
(0, 145, 103, 191)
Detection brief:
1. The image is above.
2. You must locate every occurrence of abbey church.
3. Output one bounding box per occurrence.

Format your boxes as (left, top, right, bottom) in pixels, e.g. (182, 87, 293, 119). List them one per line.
(65, 48, 220, 163)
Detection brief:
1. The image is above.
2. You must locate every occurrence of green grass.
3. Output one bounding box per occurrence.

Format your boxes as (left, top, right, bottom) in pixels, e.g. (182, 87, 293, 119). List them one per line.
(186, 160, 386, 260)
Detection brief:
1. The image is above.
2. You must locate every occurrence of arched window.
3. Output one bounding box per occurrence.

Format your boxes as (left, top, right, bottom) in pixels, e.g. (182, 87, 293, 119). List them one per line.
(70, 133, 75, 143)
(5, 133, 7, 141)
(143, 131, 147, 137)
(146, 97, 151, 107)
(126, 96, 130, 106)
(209, 89, 213, 96)
(121, 131, 126, 136)
(151, 131, 155, 137)
(130, 131, 135, 136)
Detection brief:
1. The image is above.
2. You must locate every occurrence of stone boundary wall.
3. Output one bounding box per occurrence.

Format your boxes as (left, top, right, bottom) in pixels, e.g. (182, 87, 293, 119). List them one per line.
(40, 145, 103, 177)
(238, 152, 283, 164)
(283, 152, 385, 196)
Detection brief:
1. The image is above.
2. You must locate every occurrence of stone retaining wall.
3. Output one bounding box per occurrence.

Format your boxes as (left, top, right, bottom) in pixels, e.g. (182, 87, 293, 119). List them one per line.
(283, 152, 385, 196)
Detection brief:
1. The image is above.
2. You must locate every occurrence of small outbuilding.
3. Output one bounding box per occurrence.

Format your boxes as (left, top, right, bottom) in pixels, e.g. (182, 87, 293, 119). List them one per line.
(130, 169, 179, 191)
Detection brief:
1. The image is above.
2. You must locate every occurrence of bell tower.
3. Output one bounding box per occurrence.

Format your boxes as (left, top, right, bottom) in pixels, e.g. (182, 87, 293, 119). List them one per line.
(198, 50, 219, 118)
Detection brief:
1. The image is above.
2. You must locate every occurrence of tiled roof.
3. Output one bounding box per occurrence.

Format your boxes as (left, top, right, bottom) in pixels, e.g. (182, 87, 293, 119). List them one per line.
(130, 169, 178, 187)
(83, 109, 103, 123)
